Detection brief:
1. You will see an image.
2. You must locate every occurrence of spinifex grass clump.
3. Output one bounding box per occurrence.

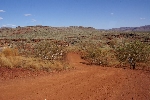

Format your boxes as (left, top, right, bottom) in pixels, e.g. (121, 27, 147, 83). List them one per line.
(115, 41, 150, 69)
(0, 47, 20, 68)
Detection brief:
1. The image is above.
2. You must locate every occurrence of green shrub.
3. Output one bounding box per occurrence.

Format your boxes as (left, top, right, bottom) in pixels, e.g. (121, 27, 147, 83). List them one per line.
(80, 42, 108, 66)
(115, 41, 150, 69)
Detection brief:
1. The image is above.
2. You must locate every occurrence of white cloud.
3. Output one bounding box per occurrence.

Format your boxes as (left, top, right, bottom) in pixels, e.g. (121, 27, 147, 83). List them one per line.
(24, 14, 32, 16)
(2, 25, 6, 27)
(32, 19, 36, 22)
(11, 24, 16, 27)
(2, 24, 16, 27)
(140, 18, 146, 20)
(0, 10, 5, 12)
(0, 17, 3, 20)
(111, 13, 114, 15)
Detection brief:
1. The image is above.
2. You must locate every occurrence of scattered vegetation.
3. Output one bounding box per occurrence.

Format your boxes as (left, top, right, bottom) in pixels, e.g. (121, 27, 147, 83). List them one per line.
(34, 41, 66, 61)
(115, 41, 150, 69)
(0, 47, 69, 71)
(0, 26, 150, 71)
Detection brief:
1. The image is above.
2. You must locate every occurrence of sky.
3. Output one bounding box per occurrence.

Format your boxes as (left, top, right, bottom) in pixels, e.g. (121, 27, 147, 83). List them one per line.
(0, 0, 150, 29)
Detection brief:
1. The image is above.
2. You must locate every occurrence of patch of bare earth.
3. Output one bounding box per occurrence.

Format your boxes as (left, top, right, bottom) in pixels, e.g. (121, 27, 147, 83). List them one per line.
(0, 52, 150, 100)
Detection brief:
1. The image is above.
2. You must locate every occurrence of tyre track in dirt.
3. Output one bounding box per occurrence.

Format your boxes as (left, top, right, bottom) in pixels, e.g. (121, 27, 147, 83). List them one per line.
(0, 52, 150, 100)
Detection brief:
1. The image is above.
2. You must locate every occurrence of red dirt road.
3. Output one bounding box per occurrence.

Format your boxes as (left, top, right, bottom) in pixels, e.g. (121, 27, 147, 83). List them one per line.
(0, 52, 150, 100)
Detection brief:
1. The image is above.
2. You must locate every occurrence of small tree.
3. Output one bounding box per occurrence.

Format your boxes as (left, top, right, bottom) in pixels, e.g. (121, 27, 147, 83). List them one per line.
(115, 41, 150, 69)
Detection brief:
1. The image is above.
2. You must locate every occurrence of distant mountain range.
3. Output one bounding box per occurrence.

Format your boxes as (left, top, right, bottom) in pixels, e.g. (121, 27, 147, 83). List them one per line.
(109, 25, 150, 32)
(1, 25, 150, 32)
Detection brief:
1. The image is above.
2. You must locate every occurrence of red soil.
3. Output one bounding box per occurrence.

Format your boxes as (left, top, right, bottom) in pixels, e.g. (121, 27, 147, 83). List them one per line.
(0, 52, 150, 100)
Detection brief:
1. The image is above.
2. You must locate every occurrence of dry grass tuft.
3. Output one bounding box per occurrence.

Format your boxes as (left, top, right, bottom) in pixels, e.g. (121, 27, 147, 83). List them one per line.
(0, 48, 19, 68)
(1, 47, 19, 56)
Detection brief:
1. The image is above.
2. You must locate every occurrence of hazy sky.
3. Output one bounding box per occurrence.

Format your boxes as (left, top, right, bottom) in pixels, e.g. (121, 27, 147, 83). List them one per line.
(0, 0, 150, 29)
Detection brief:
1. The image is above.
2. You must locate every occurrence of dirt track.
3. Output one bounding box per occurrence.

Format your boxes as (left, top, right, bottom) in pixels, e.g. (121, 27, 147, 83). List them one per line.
(0, 52, 150, 100)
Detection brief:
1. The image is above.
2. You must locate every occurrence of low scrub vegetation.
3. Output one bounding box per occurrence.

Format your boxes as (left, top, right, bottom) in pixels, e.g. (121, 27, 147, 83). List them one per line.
(0, 26, 150, 71)
(80, 42, 108, 66)
(0, 47, 69, 71)
(34, 41, 67, 60)
(115, 41, 150, 69)
(79, 40, 150, 70)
